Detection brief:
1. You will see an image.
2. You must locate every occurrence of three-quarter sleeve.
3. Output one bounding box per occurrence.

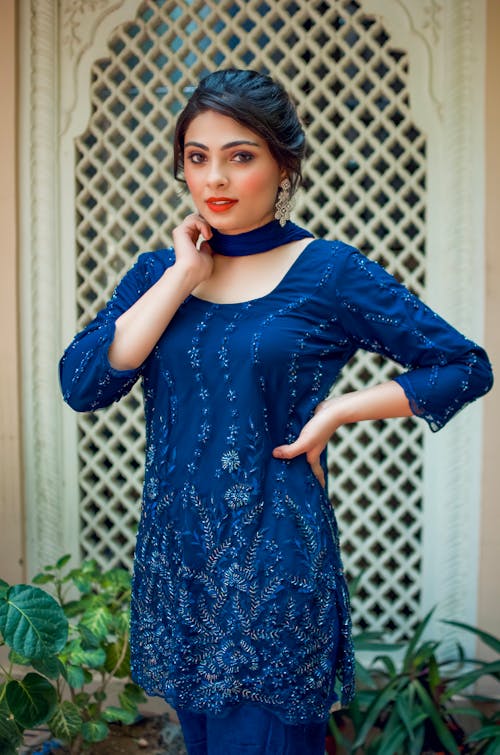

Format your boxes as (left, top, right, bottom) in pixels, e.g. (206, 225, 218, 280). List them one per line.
(59, 250, 171, 412)
(336, 247, 493, 431)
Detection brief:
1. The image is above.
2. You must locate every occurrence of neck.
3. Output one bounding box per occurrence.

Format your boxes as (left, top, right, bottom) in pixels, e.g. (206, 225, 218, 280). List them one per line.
(209, 218, 313, 257)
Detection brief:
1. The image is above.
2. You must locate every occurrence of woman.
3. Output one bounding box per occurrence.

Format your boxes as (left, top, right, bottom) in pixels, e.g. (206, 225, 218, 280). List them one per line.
(60, 69, 493, 754)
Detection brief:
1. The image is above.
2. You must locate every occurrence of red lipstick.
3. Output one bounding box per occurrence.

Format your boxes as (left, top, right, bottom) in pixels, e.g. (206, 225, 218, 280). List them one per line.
(206, 197, 238, 213)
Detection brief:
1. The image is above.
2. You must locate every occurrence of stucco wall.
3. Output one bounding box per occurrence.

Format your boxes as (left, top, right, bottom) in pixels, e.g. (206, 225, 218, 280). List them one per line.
(478, 0, 500, 641)
(0, 0, 24, 583)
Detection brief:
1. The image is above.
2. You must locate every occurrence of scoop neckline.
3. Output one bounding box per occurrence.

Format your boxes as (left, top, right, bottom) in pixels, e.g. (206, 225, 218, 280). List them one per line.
(188, 238, 319, 307)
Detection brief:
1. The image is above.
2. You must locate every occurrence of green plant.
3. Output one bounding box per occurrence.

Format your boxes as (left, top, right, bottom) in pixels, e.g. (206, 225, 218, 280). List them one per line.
(330, 610, 500, 755)
(0, 555, 146, 754)
(442, 620, 500, 755)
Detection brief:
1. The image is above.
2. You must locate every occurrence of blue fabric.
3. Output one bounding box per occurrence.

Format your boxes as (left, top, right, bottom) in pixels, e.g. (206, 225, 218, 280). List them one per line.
(59, 239, 493, 725)
(209, 219, 313, 256)
(177, 704, 328, 755)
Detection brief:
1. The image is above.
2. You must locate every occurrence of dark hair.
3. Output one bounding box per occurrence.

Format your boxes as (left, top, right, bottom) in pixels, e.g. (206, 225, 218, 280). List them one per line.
(173, 69, 306, 193)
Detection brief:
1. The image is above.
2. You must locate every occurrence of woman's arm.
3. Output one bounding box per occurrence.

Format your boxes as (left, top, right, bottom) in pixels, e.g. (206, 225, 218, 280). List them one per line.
(274, 245, 493, 486)
(60, 215, 213, 411)
(108, 215, 213, 370)
(273, 381, 412, 486)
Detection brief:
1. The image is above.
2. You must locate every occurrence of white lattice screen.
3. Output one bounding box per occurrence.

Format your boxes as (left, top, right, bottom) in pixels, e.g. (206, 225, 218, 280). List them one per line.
(75, 0, 426, 640)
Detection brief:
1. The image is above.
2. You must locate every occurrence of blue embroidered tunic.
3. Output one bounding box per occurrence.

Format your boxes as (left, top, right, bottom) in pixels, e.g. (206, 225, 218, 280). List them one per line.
(59, 239, 493, 724)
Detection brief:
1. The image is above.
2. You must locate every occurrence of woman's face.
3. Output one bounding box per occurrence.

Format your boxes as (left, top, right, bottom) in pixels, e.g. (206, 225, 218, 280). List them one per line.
(183, 110, 285, 234)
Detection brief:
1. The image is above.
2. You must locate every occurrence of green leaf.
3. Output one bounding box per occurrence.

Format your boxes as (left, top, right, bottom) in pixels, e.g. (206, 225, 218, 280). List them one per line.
(119, 683, 147, 710)
(0, 740, 18, 755)
(403, 608, 435, 672)
(354, 629, 402, 654)
(409, 640, 440, 674)
(428, 653, 442, 695)
(408, 724, 425, 755)
(69, 561, 100, 596)
(32, 655, 64, 680)
(60, 664, 86, 689)
(444, 620, 500, 655)
(328, 715, 351, 749)
(81, 719, 109, 743)
(80, 603, 114, 641)
(102, 705, 137, 724)
(412, 679, 460, 755)
(0, 696, 22, 750)
(377, 707, 409, 753)
(8, 649, 32, 666)
(5, 673, 57, 728)
(113, 611, 130, 635)
(445, 660, 500, 698)
(74, 691, 91, 708)
(32, 574, 56, 586)
(78, 622, 102, 649)
(0, 580, 9, 601)
(101, 568, 131, 592)
(352, 679, 399, 748)
(65, 639, 106, 669)
(55, 555, 72, 570)
(395, 692, 416, 738)
(104, 640, 130, 678)
(371, 653, 398, 677)
(63, 597, 92, 618)
(71, 574, 94, 595)
(0, 584, 68, 659)
(449, 705, 484, 720)
(467, 724, 500, 743)
(354, 659, 377, 689)
(49, 700, 82, 741)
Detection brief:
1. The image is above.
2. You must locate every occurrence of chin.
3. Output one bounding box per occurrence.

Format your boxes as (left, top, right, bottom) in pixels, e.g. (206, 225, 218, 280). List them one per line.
(212, 216, 273, 235)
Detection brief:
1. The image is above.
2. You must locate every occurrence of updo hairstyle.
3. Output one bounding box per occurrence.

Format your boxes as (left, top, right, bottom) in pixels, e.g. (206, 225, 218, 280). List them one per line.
(173, 69, 306, 194)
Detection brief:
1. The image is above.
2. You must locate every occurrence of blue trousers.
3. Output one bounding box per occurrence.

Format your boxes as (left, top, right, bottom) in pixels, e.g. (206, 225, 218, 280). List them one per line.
(176, 704, 328, 755)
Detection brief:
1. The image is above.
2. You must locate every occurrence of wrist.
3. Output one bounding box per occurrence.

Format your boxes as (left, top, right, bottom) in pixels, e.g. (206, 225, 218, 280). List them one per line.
(321, 395, 354, 428)
(168, 260, 205, 293)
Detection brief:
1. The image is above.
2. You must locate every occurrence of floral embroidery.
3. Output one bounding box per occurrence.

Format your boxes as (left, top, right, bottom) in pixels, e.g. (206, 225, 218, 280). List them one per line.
(224, 483, 252, 509)
(221, 449, 240, 472)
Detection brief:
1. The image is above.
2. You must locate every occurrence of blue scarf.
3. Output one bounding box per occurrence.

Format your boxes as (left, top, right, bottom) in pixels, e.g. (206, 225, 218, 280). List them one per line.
(209, 219, 313, 257)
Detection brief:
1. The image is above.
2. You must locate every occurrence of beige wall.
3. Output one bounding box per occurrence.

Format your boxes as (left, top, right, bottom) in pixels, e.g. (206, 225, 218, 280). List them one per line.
(478, 0, 500, 641)
(0, 0, 24, 583)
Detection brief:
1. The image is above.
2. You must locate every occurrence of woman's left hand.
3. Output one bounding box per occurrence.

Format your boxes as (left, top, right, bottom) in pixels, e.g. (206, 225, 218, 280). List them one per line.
(272, 382, 414, 488)
(272, 399, 339, 488)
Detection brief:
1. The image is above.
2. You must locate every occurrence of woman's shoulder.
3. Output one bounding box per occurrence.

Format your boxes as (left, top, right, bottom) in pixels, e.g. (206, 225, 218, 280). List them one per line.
(302, 237, 361, 278)
(122, 246, 176, 291)
(306, 238, 393, 283)
(136, 246, 175, 275)
(306, 237, 358, 260)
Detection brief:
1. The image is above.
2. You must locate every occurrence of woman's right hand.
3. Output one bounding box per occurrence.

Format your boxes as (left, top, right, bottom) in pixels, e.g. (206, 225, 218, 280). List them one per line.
(172, 213, 215, 289)
(108, 214, 215, 371)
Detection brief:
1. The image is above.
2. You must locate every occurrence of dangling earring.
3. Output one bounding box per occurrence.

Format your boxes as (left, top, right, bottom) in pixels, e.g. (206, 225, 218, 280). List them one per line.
(274, 178, 292, 227)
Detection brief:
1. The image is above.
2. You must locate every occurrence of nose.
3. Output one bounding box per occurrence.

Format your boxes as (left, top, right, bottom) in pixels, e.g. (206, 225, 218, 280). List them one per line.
(206, 159, 228, 188)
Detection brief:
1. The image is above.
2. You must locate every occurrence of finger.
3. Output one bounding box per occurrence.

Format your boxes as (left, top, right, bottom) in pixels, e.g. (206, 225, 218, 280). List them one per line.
(272, 437, 309, 459)
(190, 213, 212, 239)
(175, 214, 212, 241)
(197, 217, 212, 240)
(198, 240, 213, 256)
(308, 457, 325, 488)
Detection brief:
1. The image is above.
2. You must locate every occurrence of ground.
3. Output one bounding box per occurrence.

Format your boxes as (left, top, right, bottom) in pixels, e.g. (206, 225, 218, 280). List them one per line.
(24, 715, 187, 755)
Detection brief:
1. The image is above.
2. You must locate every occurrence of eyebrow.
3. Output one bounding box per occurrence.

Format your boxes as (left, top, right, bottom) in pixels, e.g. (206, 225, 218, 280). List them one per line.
(184, 139, 261, 150)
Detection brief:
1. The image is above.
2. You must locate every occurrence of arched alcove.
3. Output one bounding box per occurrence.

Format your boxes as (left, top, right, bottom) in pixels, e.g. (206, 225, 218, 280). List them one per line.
(19, 0, 486, 647)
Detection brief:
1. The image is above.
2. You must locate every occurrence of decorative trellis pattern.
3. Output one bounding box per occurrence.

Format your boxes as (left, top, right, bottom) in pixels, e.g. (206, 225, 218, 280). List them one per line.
(75, 0, 426, 640)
